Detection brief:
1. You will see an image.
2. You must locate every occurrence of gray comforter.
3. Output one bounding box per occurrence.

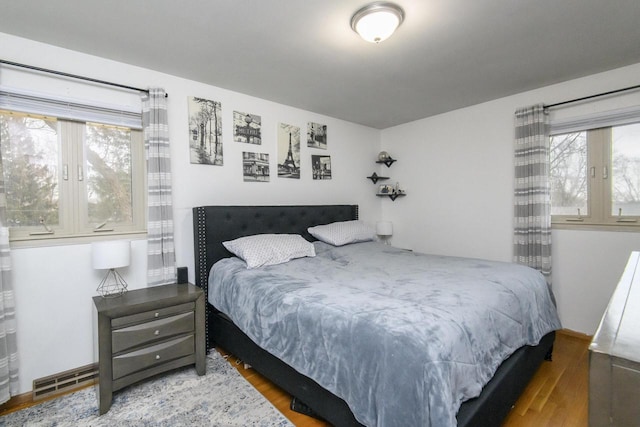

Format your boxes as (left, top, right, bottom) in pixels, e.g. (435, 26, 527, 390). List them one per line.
(208, 241, 561, 427)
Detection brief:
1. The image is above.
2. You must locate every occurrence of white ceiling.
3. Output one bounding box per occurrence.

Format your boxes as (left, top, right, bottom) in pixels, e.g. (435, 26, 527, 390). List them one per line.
(1, 0, 639, 129)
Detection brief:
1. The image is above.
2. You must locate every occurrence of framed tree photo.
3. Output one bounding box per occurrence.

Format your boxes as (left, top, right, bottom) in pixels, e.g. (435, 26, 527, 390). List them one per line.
(188, 96, 223, 165)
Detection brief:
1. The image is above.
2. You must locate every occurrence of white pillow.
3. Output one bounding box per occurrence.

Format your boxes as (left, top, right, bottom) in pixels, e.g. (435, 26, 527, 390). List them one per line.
(307, 220, 375, 246)
(223, 234, 315, 269)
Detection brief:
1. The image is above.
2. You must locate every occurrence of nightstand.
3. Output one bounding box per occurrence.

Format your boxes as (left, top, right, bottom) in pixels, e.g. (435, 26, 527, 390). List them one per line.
(93, 283, 205, 415)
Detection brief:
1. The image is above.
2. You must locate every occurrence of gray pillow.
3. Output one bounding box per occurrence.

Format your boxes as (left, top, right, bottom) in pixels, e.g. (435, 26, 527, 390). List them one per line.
(223, 234, 315, 269)
(308, 220, 375, 246)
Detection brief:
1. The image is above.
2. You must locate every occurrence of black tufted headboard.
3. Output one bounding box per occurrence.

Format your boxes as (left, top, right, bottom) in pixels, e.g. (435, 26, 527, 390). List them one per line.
(192, 205, 358, 346)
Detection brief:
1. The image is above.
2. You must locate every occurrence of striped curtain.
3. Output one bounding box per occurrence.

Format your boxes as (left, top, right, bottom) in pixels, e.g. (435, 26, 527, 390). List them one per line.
(514, 104, 552, 284)
(0, 152, 18, 404)
(142, 88, 176, 286)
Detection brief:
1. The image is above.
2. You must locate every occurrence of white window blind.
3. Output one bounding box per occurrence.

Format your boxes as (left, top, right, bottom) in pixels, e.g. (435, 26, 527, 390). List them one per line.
(0, 86, 142, 129)
(550, 105, 640, 135)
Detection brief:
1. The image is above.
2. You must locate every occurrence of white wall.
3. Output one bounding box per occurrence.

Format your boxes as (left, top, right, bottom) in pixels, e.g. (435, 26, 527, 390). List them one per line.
(381, 62, 640, 336)
(0, 32, 381, 394)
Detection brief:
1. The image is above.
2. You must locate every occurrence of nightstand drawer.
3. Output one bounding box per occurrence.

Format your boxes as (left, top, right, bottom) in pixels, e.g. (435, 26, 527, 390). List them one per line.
(112, 311, 194, 354)
(112, 302, 195, 328)
(112, 334, 195, 380)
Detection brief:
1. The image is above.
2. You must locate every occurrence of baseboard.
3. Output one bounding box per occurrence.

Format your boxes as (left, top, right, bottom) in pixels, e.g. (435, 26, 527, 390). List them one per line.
(0, 390, 34, 416)
(558, 328, 592, 342)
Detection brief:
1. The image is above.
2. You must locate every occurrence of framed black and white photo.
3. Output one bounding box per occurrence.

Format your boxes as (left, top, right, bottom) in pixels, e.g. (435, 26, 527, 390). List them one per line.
(188, 96, 223, 165)
(243, 152, 269, 182)
(307, 122, 327, 149)
(234, 111, 262, 144)
(312, 155, 331, 180)
(277, 123, 300, 179)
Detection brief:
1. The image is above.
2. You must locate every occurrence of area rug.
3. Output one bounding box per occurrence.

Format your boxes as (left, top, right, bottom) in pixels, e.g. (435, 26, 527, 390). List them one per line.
(0, 351, 294, 427)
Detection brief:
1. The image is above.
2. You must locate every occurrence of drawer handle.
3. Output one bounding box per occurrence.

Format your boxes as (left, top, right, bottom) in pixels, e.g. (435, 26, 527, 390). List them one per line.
(154, 312, 160, 318)
(155, 354, 160, 360)
(154, 330, 160, 336)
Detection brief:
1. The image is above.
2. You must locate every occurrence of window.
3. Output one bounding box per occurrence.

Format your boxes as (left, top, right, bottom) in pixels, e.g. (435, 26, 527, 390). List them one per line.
(550, 122, 640, 228)
(0, 110, 145, 242)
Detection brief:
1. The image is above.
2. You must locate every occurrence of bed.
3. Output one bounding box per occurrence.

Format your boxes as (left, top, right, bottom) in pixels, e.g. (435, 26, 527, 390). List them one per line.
(192, 205, 560, 427)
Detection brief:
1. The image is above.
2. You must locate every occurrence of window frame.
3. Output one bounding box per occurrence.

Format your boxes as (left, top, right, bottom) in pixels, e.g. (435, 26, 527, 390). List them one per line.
(550, 124, 640, 230)
(1, 110, 147, 244)
(76, 122, 146, 236)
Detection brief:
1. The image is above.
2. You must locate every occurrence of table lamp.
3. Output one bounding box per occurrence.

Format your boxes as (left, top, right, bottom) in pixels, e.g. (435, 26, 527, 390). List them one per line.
(92, 240, 130, 297)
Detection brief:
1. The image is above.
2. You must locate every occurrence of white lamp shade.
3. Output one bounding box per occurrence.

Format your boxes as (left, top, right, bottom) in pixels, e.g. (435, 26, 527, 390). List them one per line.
(376, 221, 393, 236)
(92, 240, 131, 270)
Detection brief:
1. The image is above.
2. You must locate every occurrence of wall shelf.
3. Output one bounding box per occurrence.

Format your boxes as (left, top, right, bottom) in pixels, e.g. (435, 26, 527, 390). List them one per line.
(377, 193, 406, 201)
(367, 172, 389, 184)
(375, 158, 396, 168)
(369, 154, 405, 200)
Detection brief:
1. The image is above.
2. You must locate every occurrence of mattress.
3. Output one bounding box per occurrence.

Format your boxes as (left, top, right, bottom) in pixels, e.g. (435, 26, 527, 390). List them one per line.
(208, 241, 561, 427)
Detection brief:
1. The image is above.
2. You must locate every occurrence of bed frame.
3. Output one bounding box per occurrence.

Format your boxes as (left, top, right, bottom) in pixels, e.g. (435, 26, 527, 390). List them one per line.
(193, 205, 555, 427)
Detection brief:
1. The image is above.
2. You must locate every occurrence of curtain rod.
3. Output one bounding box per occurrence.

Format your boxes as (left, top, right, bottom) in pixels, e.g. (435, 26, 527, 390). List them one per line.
(544, 83, 640, 109)
(0, 59, 168, 98)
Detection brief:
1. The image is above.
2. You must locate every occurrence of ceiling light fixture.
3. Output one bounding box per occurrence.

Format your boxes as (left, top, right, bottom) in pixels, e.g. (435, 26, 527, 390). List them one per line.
(351, 2, 405, 44)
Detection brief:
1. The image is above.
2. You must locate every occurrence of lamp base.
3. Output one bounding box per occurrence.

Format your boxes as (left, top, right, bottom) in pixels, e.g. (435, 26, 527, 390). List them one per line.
(378, 236, 392, 245)
(97, 269, 128, 298)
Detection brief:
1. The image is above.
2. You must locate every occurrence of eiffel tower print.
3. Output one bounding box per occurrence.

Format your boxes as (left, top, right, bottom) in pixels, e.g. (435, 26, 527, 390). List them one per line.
(283, 134, 296, 170)
(278, 123, 300, 179)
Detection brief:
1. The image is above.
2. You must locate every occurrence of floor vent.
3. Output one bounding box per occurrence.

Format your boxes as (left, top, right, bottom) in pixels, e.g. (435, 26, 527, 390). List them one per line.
(32, 363, 98, 401)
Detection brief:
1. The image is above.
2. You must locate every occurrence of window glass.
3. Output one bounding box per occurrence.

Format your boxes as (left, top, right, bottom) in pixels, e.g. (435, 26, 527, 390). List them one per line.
(550, 131, 588, 216)
(611, 123, 640, 217)
(85, 123, 134, 226)
(0, 112, 60, 229)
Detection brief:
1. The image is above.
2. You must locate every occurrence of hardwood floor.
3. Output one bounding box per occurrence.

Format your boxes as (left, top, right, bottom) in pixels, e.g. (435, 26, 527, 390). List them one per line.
(501, 331, 590, 427)
(224, 330, 590, 427)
